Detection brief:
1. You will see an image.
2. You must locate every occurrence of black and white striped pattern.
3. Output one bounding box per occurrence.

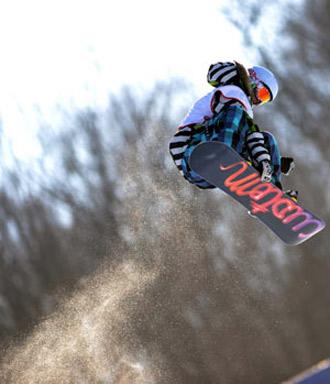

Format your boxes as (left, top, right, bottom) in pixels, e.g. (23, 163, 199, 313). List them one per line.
(207, 62, 239, 87)
(169, 95, 249, 176)
(168, 126, 193, 175)
(246, 132, 271, 164)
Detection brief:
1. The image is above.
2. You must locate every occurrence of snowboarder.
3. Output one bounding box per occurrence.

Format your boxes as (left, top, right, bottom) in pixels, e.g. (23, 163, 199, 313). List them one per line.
(169, 61, 297, 200)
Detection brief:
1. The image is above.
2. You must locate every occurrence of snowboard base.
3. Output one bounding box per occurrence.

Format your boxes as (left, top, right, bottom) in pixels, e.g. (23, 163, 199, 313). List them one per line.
(189, 142, 325, 245)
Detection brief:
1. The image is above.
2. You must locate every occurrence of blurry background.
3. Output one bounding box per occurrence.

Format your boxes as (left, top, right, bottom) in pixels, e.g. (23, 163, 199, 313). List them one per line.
(0, 0, 329, 383)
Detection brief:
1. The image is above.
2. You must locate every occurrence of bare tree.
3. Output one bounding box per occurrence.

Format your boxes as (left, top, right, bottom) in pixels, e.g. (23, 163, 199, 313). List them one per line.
(2, 57, 329, 383)
(0, 79, 294, 383)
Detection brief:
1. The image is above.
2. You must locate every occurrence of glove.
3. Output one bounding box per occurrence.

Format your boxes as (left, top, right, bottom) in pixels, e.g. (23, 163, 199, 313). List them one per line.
(281, 157, 295, 175)
(260, 161, 273, 183)
(285, 189, 298, 202)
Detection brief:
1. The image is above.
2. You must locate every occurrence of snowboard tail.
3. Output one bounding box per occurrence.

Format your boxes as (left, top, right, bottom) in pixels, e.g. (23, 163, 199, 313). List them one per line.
(189, 142, 325, 245)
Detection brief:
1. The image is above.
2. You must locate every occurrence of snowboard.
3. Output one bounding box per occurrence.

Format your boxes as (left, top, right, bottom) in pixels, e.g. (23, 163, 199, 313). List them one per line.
(189, 141, 325, 245)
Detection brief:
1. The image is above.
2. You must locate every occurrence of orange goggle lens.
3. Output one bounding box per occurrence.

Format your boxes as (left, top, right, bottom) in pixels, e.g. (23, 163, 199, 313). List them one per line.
(256, 84, 271, 104)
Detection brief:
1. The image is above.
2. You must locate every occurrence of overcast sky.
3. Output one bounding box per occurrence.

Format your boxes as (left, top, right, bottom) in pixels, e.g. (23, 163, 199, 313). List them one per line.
(0, 0, 253, 159)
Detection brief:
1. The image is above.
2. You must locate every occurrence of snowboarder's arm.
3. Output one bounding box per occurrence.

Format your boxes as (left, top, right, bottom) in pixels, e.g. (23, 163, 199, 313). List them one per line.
(245, 121, 271, 163)
(245, 121, 273, 182)
(207, 61, 240, 87)
(169, 126, 193, 175)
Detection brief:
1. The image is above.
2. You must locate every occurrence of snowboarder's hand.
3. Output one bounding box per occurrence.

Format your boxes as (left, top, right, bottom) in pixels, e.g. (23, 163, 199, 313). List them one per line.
(281, 157, 295, 175)
(260, 161, 273, 183)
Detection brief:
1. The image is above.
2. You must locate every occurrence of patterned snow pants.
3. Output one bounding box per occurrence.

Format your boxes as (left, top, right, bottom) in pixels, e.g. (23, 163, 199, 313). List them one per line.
(181, 105, 282, 189)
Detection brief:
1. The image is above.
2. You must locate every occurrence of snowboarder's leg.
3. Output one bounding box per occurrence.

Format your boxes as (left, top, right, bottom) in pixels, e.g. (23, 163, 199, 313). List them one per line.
(181, 126, 216, 189)
(181, 106, 250, 189)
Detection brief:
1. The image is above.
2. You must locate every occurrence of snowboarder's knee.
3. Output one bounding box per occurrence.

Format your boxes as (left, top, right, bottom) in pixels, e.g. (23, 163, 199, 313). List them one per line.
(261, 131, 278, 146)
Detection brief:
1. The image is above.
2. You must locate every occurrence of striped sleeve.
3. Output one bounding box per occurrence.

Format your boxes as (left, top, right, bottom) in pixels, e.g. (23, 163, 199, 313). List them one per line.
(168, 126, 193, 174)
(246, 131, 271, 164)
(207, 62, 240, 87)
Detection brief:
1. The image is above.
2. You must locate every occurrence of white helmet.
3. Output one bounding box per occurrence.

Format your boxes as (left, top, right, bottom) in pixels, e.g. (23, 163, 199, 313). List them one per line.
(248, 65, 279, 103)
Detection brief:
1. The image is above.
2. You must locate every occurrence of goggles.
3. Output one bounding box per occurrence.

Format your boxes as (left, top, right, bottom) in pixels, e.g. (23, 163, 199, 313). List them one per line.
(252, 81, 272, 105)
